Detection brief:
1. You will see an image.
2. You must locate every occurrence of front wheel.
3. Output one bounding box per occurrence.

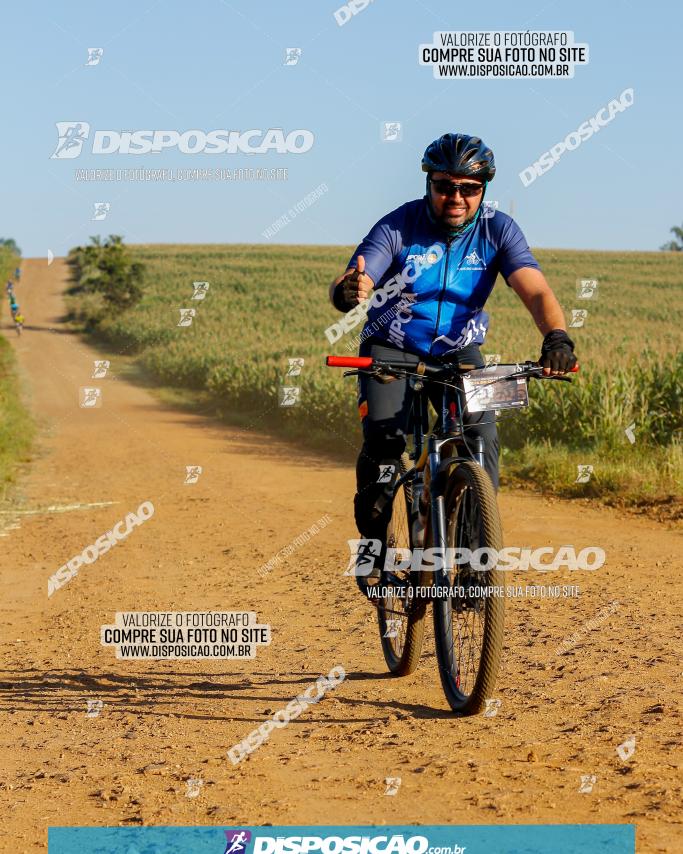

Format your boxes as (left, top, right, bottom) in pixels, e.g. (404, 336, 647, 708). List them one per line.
(432, 461, 505, 714)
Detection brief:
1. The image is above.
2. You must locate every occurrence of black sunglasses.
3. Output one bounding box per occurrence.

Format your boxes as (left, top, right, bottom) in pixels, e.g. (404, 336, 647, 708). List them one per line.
(429, 177, 483, 198)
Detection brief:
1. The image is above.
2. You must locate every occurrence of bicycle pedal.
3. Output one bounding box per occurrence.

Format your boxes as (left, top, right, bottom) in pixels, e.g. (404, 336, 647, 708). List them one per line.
(356, 576, 383, 608)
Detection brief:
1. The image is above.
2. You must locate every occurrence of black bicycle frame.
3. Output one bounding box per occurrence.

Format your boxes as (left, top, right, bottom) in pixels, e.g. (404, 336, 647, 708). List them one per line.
(326, 352, 576, 596)
(396, 375, 486, 589)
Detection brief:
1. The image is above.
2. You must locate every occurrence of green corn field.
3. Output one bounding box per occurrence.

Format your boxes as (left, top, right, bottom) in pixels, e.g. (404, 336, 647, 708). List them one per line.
(68, 243, 683, 510)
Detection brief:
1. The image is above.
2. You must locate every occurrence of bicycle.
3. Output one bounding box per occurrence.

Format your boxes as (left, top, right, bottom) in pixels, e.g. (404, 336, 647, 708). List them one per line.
(326, 352, 577, 714)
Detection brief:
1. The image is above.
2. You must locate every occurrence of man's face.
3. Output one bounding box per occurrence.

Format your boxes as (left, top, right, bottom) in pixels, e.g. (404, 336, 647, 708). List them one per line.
(428, 171, 484, 228)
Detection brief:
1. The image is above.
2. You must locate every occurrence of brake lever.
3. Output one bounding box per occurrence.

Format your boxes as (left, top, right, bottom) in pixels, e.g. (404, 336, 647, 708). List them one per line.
(526, 372, 573, 383)
(343, 369, 381, 378)
(342, 368, 399, 380)
(523, 362, 575, 382)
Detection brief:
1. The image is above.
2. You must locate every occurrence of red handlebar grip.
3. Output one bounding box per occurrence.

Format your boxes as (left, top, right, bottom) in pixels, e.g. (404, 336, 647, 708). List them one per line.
(326, 356, 373, 368)
(570, 363, 580, 372)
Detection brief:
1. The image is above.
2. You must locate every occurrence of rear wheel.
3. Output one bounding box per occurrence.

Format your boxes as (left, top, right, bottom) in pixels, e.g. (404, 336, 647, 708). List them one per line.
(377, 453, 426, 675)
(432, 461, 505, 714)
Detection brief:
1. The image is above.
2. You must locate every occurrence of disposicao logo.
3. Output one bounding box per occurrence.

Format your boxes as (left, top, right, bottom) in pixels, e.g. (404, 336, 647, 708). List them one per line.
(245, 834, 429, 854)
(51, 123, 314, 157)
(224, 830, 252, 854)
(51, 122, 91, 159)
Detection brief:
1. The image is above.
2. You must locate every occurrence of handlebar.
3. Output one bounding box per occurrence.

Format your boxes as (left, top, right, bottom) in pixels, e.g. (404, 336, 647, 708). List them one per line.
(325, 355, 579, 381)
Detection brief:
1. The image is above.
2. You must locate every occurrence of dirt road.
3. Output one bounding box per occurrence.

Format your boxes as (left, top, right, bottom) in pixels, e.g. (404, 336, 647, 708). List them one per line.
(0, 259, 681, 852)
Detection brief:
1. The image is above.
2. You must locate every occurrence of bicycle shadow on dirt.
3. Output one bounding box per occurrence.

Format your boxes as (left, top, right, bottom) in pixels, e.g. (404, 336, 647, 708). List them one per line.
(0, 668, 379, 723)
(333, 669, 458, 719)
(0, 666, 451, 720)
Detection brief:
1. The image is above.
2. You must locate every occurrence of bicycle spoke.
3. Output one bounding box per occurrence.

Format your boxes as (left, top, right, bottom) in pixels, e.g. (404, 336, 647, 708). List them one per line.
(381, 484, 412, 658)
(442, 481, 491, 698)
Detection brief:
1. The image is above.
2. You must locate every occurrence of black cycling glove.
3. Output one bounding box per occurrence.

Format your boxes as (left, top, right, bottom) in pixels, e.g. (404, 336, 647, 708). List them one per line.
(540, 329, 577, 373)
(332, 281, 355, 312)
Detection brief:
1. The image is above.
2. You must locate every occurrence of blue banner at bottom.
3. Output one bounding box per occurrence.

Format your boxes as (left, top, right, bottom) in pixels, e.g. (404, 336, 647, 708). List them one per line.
(48, 824, 635, 854)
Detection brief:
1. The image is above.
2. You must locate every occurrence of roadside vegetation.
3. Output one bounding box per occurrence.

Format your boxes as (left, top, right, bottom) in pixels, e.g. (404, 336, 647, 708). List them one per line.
(66, 234, 145, 323)
(66, 240, 682, 515)
(0, 243, 33, 499)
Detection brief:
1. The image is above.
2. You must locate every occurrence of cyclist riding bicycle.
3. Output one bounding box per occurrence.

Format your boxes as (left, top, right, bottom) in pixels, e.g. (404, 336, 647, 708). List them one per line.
(328, 132, 577, 581)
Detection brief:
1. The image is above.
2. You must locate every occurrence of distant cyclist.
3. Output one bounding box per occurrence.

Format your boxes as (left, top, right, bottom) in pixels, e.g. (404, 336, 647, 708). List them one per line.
(14, 312, 24, 334)
(9, 299, 19, 319)
(328, 132, 577, 578)
(5, 280, 13, 294)
(14, 267, 20, 280)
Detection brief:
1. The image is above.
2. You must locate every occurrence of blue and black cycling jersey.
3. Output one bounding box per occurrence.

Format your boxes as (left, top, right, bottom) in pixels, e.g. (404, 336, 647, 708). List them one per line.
(346, 197, 540, 359)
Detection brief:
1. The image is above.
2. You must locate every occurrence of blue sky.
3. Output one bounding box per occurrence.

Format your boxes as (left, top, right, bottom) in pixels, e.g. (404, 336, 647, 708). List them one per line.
(1, 0, 680, 257)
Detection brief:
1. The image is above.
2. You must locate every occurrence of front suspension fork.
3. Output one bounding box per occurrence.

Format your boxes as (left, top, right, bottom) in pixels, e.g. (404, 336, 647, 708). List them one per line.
(427, 437, 449, 586)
